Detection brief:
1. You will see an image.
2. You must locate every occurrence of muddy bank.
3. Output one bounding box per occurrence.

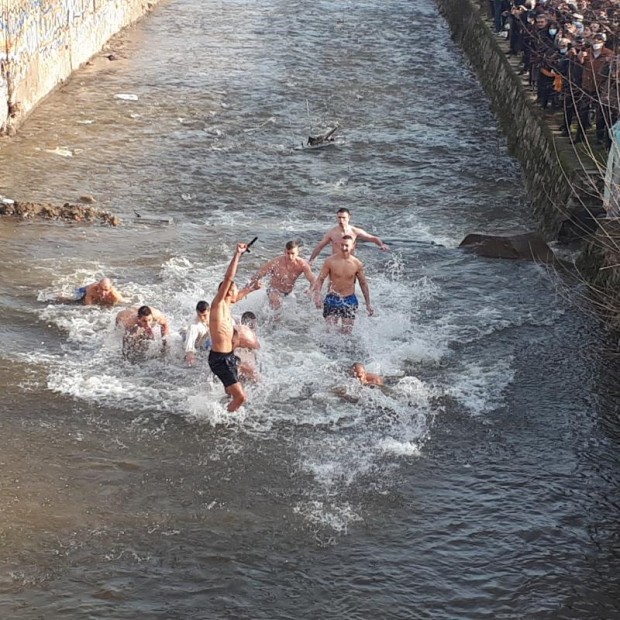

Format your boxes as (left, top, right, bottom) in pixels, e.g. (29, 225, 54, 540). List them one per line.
(0, 201, 120, 226)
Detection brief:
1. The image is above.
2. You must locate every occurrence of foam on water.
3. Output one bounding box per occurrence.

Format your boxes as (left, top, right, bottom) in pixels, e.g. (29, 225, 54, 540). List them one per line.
(24, 244, 548, 531)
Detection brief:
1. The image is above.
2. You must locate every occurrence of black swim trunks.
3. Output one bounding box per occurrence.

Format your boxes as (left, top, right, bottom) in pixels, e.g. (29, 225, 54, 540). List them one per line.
(208, 350, 241, 388)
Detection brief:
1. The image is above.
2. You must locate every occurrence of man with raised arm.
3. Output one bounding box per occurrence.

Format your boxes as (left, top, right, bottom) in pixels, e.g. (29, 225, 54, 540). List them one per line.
(209, 242, 249, 412)
(311, 235, 373, 334)
(249, 240, 317, 310)
(308, 208, 389, 264)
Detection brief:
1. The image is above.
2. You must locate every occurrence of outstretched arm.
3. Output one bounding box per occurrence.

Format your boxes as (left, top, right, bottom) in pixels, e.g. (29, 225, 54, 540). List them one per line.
(237, 279, 263, 302)
(309, 234, 332, 263)
(352, 226, 389, 251)
(356, 267, 373, 316)
(249, 258, 275, 287)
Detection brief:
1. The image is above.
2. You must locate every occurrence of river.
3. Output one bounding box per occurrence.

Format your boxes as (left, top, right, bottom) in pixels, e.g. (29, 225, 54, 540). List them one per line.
(1, 0, 620, 617)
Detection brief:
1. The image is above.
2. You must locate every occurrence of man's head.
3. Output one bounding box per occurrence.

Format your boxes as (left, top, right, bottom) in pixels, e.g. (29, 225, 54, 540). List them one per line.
(137, 305, 154, 329)
(98, 277, 113, 295)
(351, 363, 366, 381)
(196, 300, 210, 322)
(285, 240, 301, 261)
(241, 311, 257, 330)
(340, 234, 355, 255)
(218, 280, 239, 303)
(535, 13, 548, 29)
(336, 208, 351, 228)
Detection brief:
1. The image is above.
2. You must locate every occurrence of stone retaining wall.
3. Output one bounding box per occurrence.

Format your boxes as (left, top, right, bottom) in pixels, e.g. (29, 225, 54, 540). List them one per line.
(0, 0, 161, 135)
(435, 0, 578, 238)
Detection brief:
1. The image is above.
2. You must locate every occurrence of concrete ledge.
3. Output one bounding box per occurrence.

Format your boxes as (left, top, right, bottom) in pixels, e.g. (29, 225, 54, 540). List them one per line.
(435, 0, 603, 239)
(1, 0, 162, 135)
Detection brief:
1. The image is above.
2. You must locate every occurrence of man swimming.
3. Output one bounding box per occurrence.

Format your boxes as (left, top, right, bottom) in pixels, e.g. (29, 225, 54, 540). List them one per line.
(311, 235, 373, 334)
(308, 208, 389, 263)
(116, 305, 170, 361)
(208, 242, 249, 412)
(184, 300, 211, 366)
(59, 277, 126, 306)
(249, 240, 317, 310)
(350, 363, 384, 386)
(234, 311, 261, 382)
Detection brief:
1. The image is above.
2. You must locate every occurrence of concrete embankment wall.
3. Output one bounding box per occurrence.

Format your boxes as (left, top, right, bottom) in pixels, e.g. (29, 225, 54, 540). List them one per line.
(0, 0, 159, 135)
(435, 0, 577, 238)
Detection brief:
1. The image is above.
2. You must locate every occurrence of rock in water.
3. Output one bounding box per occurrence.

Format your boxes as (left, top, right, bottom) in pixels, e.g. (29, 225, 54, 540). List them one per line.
(459, 232, 555, 263)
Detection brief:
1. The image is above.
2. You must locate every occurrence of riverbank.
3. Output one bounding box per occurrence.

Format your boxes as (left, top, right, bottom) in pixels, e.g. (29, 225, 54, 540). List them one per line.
(435, 0, 620, 330)
(0, 0, 162, 135)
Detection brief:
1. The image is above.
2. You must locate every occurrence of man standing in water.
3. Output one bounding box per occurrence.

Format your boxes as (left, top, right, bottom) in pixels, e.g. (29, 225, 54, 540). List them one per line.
(308, 208, 389, 263)
(235, 311, 261, 382)
(249, 240, 317, 310)
(209, 242, 249, 412)
(312, 235, 373, 333)
(183, 300, 211, 366)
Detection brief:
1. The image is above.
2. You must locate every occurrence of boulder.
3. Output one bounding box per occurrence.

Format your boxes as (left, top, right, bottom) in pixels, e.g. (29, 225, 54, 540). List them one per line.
(459, 232, 555, 263)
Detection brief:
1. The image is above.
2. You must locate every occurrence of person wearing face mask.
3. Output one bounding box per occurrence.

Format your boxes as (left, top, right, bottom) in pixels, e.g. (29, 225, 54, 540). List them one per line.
(522, 13, 550, 80)
(557, 39, 583, 136)
(537, 25, 564, 109)
(576, 33, 614, 143)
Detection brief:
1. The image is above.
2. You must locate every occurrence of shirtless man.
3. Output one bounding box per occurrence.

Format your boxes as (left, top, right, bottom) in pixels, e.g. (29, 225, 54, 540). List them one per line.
(311, 235, 373, 333)
(115, 305, 170, 361)
(184, 300, 211, 366)
(234, 311, 260, 382)
(209, 242, 249, 412)
(60, 277, 125, 306)
(249, 240, 316, 310)
(308, 208, 389, 263)
(351, 363, 384, 386)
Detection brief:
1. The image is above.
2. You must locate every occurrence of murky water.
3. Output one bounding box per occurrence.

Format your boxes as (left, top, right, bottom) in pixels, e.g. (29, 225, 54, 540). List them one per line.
(1, 0, 620, 617)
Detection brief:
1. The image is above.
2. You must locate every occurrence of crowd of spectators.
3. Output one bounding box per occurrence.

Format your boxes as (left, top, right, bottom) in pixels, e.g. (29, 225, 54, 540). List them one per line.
(489, 0, 620, 147)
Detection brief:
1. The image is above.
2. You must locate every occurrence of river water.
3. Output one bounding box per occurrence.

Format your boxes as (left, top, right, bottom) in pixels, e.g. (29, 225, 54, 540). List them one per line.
(1, 0, 620, 617)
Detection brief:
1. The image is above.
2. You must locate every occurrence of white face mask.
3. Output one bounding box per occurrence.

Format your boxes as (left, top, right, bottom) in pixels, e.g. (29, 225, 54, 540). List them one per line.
(593, 43, 604, 51)
(559, 48, 568, 54)
(549, 28, 558, 35)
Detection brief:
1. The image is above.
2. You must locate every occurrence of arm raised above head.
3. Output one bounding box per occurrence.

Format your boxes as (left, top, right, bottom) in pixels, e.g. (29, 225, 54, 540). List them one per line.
(212, 243, 248, 306)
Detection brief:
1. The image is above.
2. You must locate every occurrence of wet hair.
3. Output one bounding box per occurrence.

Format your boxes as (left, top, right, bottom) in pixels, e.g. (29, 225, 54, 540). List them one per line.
(337, 208, 350, 216)
(285, 240, 301, 251)
(218, 280, 235, 291)
(342, 234, 354, 241)
(196, 300, 209, 313)
(241, 311, 257, 325)
(137, 305, 152, 317)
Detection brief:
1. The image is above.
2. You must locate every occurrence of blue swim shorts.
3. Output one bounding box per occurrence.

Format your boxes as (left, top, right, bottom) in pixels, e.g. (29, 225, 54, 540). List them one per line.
(323, 292, 358, 319)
